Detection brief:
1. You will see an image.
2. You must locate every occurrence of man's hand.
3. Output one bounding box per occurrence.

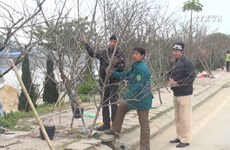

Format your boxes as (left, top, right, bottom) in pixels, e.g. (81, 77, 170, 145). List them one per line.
(167, 78, 178, 87)
(81, 34, 88, 44)
(106, 66, 113, 77)
(111, 58, 119, 66)
(117, 99, 127, 105)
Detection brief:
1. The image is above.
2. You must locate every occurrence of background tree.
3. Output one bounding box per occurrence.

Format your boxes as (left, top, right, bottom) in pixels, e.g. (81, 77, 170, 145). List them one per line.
(183, 0, 203, 65)
(183, 0, 203, 41)
(43, 54, 59, 104)
(201, 33, 230, 70)
(33, 8, 97, 133)
(18, 55, 37, 112)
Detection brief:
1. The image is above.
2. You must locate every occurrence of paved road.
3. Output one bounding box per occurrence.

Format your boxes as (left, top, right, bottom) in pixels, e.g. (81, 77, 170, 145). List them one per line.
(147, 85, 230, 150)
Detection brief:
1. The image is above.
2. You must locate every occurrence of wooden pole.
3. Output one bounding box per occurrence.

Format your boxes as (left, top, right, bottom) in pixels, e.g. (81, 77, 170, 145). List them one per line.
(9, 59, 54, 150)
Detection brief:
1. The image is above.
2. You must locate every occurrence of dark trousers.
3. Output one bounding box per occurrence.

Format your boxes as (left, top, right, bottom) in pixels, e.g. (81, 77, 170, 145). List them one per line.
(112, 101, 150, 150)
(226, 62, 230, 72)
(102, 84, 119, 126)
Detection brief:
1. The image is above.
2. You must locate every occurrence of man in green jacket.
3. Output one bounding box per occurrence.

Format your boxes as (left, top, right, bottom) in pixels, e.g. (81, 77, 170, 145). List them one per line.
(105, 47, 153, 150)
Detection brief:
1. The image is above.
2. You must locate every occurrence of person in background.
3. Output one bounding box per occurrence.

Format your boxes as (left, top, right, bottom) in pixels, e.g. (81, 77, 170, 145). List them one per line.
(167, 42, 196, 148)
(83, 35, 125, 131)
(105, 47, 153, 150)
(225, 50, 230, 72)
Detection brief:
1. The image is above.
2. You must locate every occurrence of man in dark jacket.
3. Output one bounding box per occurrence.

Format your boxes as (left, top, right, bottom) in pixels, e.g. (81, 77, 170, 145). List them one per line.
(167, 42, 196, 148)
(84, 35, 125, 131)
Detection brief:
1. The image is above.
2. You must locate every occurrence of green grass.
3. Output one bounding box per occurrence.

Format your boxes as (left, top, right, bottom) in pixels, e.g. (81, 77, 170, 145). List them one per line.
(0, 102, 67, 130)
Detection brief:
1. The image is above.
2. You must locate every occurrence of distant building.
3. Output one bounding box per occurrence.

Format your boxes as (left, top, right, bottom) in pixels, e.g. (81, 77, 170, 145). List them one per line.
(0, 45, 100, 96)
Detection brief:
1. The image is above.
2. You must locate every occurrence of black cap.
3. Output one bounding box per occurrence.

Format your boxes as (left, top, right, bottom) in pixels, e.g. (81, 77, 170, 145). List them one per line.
(109, 35, 117, 41)
(172, 42, 185, 51)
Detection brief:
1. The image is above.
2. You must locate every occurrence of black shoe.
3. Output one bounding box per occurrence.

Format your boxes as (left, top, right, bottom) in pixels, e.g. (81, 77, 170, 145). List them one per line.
(176, 142, 189, 148)
(104, 129, 119, 137)
(96, 124, 110, 131)
(169, 138, 180, 143)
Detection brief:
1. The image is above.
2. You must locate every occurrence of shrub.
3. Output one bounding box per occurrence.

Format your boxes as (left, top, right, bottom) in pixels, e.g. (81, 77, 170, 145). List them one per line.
(77, 75, 97, 94)
(43, 54, 59, 103)
(0, 103, 56, 130)
(19, 55, 37, 112)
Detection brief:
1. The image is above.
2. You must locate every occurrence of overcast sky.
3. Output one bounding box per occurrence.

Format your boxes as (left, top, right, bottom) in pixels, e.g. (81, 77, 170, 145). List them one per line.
(1, 0, 230, 44)
(166, 0, 230, 34)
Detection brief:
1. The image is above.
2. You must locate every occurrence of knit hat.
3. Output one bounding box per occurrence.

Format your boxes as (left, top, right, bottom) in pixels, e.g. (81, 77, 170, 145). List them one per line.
(172, 42, 185, 51)
(109, 35, 117, 41)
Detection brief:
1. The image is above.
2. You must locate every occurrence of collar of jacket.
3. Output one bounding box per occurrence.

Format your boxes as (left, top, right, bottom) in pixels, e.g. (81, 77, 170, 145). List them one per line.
(132, 60, 143, 69)
(108, 47, 120, 56)
(175, 55, 185, 62)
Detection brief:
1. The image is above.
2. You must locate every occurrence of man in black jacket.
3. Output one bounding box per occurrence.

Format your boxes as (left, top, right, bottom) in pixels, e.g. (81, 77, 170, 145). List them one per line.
(167, 42, 196, 148)
(84, 35, 125, 131)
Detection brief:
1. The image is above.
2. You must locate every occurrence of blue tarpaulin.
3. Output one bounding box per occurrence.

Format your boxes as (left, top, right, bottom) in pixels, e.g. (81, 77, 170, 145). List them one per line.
(0, 52, 21, 57)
